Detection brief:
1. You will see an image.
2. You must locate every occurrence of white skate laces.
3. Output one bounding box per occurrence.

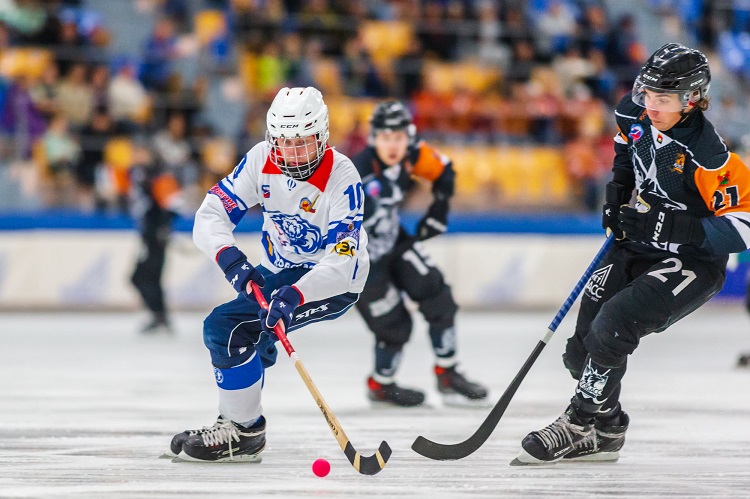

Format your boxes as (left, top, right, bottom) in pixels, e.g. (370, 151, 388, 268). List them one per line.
(200, 418, 242, 459)
(536, 416, 575, 450)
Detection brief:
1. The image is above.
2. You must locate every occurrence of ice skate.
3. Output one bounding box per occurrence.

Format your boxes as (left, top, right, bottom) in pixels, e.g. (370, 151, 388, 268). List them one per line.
(564, 411, 629, 462)
(435, 365, 490, 407)
(737, 352, 750, 368)
(174, 416, 265, 463)
(140, 314, 173, 335)
(367, 376, 425, 407)
(510, 406, 594, 466)
(162, 417, 224, 458)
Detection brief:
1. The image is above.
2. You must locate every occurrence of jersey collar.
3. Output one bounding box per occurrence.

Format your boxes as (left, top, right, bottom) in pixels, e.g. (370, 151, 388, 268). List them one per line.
(262, 146, 334, 192)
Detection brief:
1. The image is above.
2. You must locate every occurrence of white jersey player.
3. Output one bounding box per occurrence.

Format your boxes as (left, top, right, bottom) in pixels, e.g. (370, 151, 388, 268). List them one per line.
(166, 87, 369, 462)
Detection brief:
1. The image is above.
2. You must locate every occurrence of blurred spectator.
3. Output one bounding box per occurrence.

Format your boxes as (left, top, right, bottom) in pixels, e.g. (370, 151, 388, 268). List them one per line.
(56, 63, 93, 129)
(418, 3, 456, 60)
(339, 116, 367, 158)
(255, 41, 287, 95)
(535, 0, 578, 57)
(0, 76, 47, 159)
(40, 113, 81, 206)
(78, 107, 119, 211)
(393, 38, 424, 98)
(152, 112, 196, 189)
(141, 18, 178, 91)
(340, 36, 388, 97)
(282, 32, 316, 88)
(108, 58, 149, 129)
(29, 62, 61, 121)
(89, 63, 109, 111)
(55, 10, 88, 75)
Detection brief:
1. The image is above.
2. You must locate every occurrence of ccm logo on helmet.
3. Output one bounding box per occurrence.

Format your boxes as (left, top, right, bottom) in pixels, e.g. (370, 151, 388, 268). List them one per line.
(280, 124, 298, 128)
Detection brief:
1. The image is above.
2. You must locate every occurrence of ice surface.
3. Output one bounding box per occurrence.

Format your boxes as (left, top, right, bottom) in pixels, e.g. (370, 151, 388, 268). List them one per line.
(1, 305, 749, 497)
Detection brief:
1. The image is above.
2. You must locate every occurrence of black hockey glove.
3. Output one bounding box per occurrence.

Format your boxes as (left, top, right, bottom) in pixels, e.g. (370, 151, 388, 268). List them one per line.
(217, 246, 265, 297)
(618, 193, 705, 246)
(602, 181, 631, 239)
(417, 200, 449, 241)
(258, 285, 302, 333)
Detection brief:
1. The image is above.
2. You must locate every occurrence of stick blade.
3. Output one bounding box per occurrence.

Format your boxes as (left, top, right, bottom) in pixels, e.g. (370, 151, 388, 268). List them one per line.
(345, 440, 392, 475)
(410, 435, 477, 461)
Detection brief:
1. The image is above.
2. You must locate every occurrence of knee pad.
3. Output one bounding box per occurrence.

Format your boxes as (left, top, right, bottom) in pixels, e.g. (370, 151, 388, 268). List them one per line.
(418, 285, 458, 330)
(584, 308, 638, 368)
(371, 305, 413, 346)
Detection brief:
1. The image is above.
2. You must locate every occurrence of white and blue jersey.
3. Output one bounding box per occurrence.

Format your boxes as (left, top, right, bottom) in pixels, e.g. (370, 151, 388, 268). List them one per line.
(193, 142, 369, 304)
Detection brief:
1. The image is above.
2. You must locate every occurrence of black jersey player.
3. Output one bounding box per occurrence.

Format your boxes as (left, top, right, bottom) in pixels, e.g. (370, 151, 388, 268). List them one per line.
(513, 43, 750, 465)
(350, 101, 488, 407)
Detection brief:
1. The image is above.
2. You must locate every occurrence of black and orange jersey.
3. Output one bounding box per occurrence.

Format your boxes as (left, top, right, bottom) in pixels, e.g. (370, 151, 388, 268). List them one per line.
(351, 141, 455, 261)
(612, 94, 750, 258)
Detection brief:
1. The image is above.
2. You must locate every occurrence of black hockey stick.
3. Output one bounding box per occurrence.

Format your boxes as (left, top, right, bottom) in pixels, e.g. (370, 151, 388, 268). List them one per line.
(411, 235, 615, 460)
(251, 282, 391, 475)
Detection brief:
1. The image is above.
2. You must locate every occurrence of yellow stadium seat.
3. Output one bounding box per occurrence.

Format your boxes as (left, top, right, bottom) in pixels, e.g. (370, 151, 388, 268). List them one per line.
(311, 57, 343, 96)
(359, 21, 413, 65)
(194, 10, 226, 46)
(104, 138, 133, 172)
(0, 48, 53, 80)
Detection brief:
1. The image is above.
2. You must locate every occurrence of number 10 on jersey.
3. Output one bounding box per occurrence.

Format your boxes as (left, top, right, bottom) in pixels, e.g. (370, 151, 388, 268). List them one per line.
(345, 182, 364, 210)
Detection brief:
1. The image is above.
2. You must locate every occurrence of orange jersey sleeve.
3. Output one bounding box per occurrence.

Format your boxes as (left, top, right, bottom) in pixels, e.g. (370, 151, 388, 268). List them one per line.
(410, 143, 448, 182)
(693, 153, 750, 216)
(152, 174, 181, 210)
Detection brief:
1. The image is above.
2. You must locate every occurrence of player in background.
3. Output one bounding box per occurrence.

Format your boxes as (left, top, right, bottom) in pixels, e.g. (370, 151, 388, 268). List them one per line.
(350, 101, 488, 407)
(130, 141, 183, 334)
(167, 87, 369, 462)
(514, 43, 750, 465)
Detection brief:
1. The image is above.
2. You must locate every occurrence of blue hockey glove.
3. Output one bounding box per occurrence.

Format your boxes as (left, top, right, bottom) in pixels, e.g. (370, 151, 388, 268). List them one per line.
(618, 192, 705, 246)
(258, 285, 302, 333)
(417, 200, 449, 240)
(217, 246, 265, 296)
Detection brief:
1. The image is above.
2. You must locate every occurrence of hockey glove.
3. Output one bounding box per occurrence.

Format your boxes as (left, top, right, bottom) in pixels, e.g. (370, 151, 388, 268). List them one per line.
(258, 285, 302, 334)
(217, 246, 265, 297)
(602, 181, 630, 239)
(618, 193, 705, 246)
(417, 200, 449, 240)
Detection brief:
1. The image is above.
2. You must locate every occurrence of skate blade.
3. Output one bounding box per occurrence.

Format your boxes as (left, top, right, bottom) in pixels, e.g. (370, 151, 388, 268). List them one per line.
(509, 448, 563, 466)
(159, 451, 177, 459)
(173, 450, 263, 464)
(564, 451, 620, 463)
(441, 393, 493, 409)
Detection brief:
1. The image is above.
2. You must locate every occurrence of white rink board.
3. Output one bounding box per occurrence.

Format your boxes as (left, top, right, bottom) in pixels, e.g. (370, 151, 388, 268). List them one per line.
(0, 231, 606, 310)
(1, 307, 749, 497)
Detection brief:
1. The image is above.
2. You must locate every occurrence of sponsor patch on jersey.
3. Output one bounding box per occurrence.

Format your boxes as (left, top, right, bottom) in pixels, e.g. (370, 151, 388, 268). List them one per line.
(209, 184, 238, 213)
(331, 240, 355, 257)
(628, 124, 644, 143)
(335, 228, 360, 243)
(262, 184, 270, 198)
(287, 178, 296, 191)
(299, 195, 319, 213)
(718, 170, 731, 185)
(584, 264, 612, 302)
(672, 152, 685, 173)
(656, 133, 663, 144)
(365, 179, 381, 198)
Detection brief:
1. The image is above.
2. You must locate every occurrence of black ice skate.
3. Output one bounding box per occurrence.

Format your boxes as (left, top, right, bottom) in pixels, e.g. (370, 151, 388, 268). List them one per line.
(510, 406, 594, 466)
(175, 416, 266, 463)
(435, 365, 489, 407)
(140, 314, 172, 335)
(367, 376, 425, 407)
(162, 417, 223, 458)
(564, 411, 629, 462)
(738, 352, 750, 367)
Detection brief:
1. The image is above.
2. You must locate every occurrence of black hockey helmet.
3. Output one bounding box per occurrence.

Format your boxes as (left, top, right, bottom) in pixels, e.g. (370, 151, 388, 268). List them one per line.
(368, 100, 418, 147)
(632, 43, 710, 112)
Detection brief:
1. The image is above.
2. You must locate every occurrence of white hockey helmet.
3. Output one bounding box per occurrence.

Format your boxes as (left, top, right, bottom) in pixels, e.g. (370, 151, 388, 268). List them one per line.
(266, 86, 330, 180)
